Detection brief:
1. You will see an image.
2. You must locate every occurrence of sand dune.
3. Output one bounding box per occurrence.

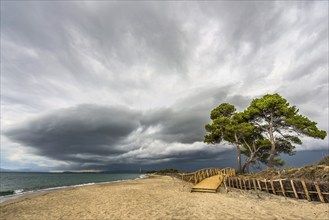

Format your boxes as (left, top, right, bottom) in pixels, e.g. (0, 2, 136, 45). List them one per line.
(1, 175, 328, 220)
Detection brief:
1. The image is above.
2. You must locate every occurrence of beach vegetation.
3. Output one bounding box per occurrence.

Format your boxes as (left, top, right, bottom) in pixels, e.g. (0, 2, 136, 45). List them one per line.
(146, 168, 179, 174)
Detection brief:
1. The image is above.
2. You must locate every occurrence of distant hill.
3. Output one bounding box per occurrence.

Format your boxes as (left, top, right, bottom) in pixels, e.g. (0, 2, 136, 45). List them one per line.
(0, 168, 46, 173)
(0, 168, 31, 172)
(0, 168, 13, 172)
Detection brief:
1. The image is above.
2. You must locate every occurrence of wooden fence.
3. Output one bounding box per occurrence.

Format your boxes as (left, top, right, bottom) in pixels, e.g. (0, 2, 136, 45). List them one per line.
(178, 167, 236, 186)
(164, 167, 328, 203)
(225, 177, 329, 203)
(179, 167, 221, 184)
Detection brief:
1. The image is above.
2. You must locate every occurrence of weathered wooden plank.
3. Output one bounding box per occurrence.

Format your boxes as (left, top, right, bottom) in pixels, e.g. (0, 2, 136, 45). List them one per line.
(191, 174, 222, 192)
(290, 180, 298, 199)
(270, 180, 276, 195)
(253, 178, 257, 190)
(257, 179, 262, 191)
(301, 180, 311, 201)
(313, 182, 325, 203)
(264, 179, 269, 193)
(279, 180, 286, 197)
(242, 179, 246, 189)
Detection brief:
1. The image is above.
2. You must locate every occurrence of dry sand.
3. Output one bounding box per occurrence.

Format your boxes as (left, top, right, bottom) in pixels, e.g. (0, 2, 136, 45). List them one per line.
(0, 175, 328, 220)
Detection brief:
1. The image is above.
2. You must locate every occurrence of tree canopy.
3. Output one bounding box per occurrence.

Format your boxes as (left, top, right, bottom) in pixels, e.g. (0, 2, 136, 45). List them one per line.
(244, 93, 327, 168)
(204, 93, 327, 172)
(204, 103, 243, 172)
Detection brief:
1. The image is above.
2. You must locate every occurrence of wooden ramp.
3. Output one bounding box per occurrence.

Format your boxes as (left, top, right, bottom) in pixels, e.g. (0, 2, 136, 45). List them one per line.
(179, 167, 235, 193)
(191, 174, 222, 193)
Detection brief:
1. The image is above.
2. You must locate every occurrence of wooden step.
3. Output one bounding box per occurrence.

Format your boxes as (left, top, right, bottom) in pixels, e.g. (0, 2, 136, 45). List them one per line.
(190, 174, 222, 193)
(191, 188, 218, 193)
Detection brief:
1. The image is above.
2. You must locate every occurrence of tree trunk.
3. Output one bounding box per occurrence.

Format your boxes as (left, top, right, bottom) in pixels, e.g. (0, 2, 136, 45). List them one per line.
(242, 152, 254, 173)
(268, 117, 276, 168)
(233, 133, 242, 173)
(242, 162, 249, 173)
(236, 145, 241, 173)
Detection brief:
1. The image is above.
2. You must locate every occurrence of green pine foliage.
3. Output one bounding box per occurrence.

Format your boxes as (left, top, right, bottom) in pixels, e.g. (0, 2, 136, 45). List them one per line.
(204, 93, 327, 172)
(245, 93, 327, 168)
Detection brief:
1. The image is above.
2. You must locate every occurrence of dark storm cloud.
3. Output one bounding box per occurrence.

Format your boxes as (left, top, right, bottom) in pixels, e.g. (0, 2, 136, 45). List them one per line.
(4, 86, 245, 166)
(5, 105, 141, 162)
(140, 86, 251, 144)
(142, 108, 209, 144)
(68, 148, 238, 172)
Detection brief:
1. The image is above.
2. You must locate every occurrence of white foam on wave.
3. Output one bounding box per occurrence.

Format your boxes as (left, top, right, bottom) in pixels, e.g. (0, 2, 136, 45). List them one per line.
(138, 174, 148, 179)
(0, 183, 97, 203)
(41, 182, 96, 192)
(14, 189, 24, 194)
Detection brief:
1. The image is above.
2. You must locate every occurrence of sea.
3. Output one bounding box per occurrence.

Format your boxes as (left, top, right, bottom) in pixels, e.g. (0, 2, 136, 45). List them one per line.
(0, 172, 145, 202)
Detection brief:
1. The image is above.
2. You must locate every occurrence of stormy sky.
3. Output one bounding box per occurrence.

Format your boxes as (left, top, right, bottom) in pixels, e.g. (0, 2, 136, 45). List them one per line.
(1, 1, 328, 172)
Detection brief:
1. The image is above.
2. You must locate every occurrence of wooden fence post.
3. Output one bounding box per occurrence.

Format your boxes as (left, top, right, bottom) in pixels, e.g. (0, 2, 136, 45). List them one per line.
(257, 179, 261, 191)
(264, 179, 269, 193)
(253, 179, 257, 190)
(314, 182, 325, 203)
(301, 180, 311, 201)
(243, 179, 246, 190)
(270, 180, 276, 195)
(290, 180, 298, 199)
(279, 180, 286, 197)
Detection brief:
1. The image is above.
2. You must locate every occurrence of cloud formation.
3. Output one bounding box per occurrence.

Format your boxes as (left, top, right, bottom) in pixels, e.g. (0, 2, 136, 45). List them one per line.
(1, 1, 328, 171)
(5, 105, 140, 162)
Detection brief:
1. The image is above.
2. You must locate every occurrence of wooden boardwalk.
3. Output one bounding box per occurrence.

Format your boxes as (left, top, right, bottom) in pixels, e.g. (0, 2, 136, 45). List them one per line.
(179, 167, 236, 193)
(191, 174, 222, 193)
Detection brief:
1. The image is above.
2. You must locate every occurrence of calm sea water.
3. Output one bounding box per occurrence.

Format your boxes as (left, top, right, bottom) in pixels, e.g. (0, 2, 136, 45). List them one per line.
(0, 172, 144, 198)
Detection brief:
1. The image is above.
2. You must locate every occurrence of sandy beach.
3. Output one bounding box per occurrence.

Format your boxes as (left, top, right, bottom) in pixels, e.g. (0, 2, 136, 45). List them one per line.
(1, 175, 328, 220)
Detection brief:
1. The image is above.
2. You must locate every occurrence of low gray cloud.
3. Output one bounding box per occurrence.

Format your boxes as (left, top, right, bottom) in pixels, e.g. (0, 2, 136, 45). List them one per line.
(142, 108, 208, 144)
(4, 88, 239, 167)
(5, 105, 141, 163)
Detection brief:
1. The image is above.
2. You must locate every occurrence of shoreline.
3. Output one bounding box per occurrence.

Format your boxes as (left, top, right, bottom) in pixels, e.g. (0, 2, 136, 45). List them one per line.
(0, 174, 148, 204)
(1, 175, 328, 220)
